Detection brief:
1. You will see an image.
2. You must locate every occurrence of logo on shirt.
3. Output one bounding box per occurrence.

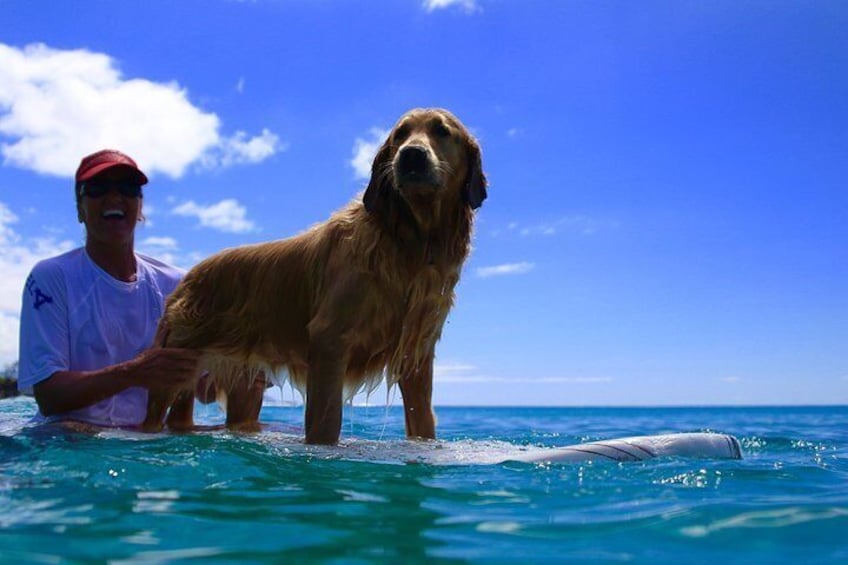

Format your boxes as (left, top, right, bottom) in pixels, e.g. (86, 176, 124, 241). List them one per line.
(25, 275, 54, 310)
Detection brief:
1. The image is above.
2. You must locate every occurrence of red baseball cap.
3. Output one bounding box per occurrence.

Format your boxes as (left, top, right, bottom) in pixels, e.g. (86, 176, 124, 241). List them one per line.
(75, 149, 148, 185)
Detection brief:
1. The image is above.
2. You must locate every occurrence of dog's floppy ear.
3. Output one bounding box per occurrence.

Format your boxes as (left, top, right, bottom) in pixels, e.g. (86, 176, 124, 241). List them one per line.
(463, 139, 488, 210)
(363, 140, 394, 214)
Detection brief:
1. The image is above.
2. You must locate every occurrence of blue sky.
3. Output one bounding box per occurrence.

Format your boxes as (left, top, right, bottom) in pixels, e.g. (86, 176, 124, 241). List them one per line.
(1, 1, 845, 406)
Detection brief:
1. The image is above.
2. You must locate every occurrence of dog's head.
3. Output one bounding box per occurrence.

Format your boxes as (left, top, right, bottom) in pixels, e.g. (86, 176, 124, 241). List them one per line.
(364, 108, 487, 216)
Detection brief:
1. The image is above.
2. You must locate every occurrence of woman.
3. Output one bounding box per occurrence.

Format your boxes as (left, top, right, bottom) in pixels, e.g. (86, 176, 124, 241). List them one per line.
(18, 149, 262, 429)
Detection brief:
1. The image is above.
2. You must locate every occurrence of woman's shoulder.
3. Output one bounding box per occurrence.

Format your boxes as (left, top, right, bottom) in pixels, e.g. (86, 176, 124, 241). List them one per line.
(136, 253, 186, 291)
(22, 248, 83, 308)
(28, 247, 84, 281)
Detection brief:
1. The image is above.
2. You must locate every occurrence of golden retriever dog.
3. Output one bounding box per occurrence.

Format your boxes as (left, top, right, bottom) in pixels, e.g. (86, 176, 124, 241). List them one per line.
(142, 108, 487, 444)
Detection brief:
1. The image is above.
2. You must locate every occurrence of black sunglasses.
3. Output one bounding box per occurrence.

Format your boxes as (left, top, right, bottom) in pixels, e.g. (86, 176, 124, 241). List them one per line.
(79, 181, 143, 198)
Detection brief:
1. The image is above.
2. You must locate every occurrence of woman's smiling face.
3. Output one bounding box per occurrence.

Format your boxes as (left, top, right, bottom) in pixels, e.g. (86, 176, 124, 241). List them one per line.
(77, 167, 143, 247)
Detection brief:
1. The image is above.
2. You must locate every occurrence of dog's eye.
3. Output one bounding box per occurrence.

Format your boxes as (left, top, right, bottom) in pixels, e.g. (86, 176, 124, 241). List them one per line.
(393, 125, 410, 143)
(432, 122, 451, 138)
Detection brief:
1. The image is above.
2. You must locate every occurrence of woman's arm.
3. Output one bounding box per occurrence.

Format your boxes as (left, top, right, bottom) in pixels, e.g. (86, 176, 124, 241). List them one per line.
(33, 347, 201, 416)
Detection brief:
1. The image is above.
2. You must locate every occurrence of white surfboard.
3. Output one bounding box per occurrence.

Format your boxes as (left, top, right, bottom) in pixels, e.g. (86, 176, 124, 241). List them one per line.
(249, 431, 744, 465)
(92, 427, 742, 465)
(509, 433, 742, 464)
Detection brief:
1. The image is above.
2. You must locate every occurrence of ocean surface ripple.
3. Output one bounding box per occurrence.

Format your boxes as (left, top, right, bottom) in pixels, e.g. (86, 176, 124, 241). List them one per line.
(1, 398, 846, 563)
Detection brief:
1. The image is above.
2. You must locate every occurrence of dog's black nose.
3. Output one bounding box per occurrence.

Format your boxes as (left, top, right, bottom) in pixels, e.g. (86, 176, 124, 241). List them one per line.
(397, 145, 430, 175)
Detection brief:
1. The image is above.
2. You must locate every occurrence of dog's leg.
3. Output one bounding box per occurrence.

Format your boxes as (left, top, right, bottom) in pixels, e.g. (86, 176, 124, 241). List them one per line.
(304, 275, 366, 445)
(399, 360, 436, 440)
(304, 329, 347, 444)
(141, 391, 175, 432)
(165, 391, 195, 431)
(141, 321, 176, 432)
(304, 362, 344, 444)
(225, 370, 267, 432)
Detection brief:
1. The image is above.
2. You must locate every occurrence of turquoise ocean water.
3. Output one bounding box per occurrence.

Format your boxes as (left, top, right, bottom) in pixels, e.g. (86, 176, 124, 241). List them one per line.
(1, 398, 846, 564)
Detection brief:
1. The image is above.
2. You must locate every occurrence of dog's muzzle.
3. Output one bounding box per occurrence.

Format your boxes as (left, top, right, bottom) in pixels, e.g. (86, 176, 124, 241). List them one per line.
(395, 145, 438, 187)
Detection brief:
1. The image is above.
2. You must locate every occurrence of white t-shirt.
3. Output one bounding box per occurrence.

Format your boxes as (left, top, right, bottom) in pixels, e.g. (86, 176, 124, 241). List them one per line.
(18, 248, 184, 427)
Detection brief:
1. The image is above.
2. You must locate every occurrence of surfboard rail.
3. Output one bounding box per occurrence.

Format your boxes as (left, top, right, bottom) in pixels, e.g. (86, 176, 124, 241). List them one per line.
(509, 432, 742, 463)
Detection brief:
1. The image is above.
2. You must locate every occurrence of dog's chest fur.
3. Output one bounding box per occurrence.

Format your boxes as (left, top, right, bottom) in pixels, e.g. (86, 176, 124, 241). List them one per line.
(326, 206, 466, 394)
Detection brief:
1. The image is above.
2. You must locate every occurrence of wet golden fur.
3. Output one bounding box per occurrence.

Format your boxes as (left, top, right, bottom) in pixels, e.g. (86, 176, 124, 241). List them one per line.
(142, 108, 487, 444)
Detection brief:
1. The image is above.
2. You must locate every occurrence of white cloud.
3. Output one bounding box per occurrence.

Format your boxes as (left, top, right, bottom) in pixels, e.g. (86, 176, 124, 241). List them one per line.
(0, 43, 279, 180)
(136, 235, 188, 270)
(492, 218, 608, 239)
(172, 199, 256, 233)
(423, 0, 480, 13)
(476, 262, 535, 278)
(518, 216, 618, 237)
(0, 311, 21, 367)
(521, 224, 557, 236)
(435, 361, 613, 385)
(350, 127, 389, 180)
(139, 236, 178, 249)
(434, 362, 478, 382)
(0, 201, 74, 365)
(236, 77, 245, 94)
(200, 128, 280, 169)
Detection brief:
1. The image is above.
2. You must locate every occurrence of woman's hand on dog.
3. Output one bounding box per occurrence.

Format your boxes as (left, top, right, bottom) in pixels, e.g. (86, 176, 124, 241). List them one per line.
(130, 348, 201, 395)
